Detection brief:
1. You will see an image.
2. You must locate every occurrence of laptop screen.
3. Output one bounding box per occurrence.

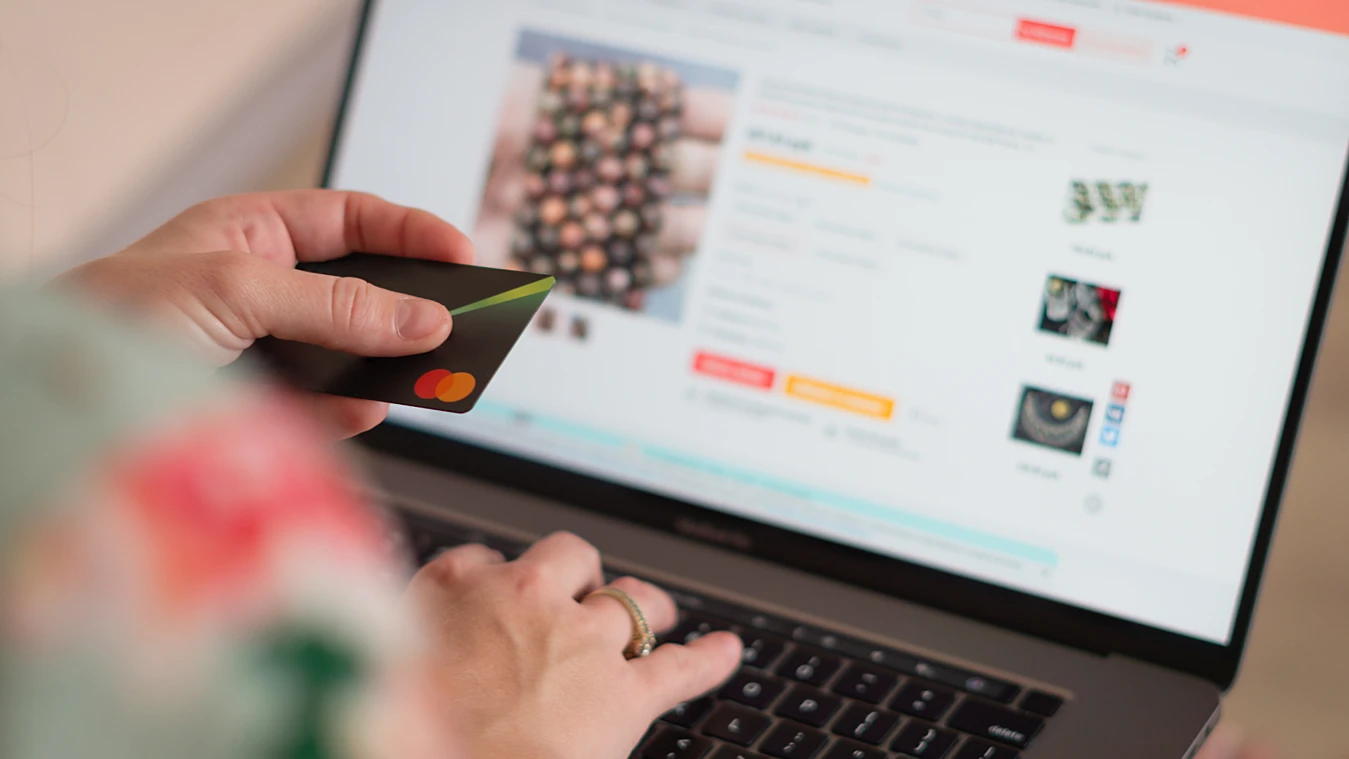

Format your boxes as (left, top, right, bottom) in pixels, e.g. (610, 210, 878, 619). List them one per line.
(329, 0, 1349, 646)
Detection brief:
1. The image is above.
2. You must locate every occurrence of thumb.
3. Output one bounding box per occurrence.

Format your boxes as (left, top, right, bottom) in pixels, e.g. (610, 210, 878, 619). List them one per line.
(217, 253, 451, 356)
(633, 631, 742, 717)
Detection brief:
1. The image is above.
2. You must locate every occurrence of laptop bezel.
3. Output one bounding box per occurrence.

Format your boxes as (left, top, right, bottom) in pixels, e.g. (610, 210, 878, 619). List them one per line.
(326, 0, 1349, 689)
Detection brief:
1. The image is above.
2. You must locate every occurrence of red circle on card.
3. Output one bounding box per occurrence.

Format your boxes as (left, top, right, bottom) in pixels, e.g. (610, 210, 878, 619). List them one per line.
(414, 369, 452, 399)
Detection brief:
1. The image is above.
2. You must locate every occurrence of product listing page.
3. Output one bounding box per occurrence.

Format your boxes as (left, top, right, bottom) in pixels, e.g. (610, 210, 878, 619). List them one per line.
(335, 0, 1349, 642)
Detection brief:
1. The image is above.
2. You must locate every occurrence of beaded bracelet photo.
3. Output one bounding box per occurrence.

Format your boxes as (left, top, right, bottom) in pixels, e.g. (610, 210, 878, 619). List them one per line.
(507, 54, 684, 312)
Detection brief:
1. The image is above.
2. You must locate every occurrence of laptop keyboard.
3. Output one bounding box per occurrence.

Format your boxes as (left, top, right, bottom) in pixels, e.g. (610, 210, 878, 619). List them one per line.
(396, 511, 1065, 759)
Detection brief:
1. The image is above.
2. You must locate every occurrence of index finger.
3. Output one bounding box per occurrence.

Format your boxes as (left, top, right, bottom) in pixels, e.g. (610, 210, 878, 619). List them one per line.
(258, 190, 477, 265)
(633, 632, 742, 716)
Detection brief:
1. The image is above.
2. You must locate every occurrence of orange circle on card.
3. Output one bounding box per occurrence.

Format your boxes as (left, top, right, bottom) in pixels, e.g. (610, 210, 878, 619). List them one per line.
(414, 369, 452, 399)
(435, 372, 476, 403)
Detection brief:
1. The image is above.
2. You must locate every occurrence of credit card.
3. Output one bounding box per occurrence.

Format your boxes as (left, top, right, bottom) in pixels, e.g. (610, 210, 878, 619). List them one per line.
(245, 254, 554, 413)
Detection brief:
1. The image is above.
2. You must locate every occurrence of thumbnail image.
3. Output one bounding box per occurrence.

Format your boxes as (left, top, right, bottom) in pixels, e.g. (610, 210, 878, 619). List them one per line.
(473, 30, 740, 323)
(534, 307, 557, 333)
(1011, 385, 1094, 455)
(1063, 180, 1148, 224)
(570, 315, 590, 341)
(1038, 274, 1119, 346)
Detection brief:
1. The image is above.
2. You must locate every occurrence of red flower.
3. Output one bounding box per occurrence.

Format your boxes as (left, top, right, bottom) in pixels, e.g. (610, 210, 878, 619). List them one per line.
(109, 390, 385, 620)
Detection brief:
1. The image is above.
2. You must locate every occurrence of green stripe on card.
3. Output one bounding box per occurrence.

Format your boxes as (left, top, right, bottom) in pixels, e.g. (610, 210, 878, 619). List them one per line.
(449, 277, 554, 316)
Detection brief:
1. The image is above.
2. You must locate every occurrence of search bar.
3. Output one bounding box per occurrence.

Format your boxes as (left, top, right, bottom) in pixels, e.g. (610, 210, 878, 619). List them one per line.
(909, 1, 1016, 42)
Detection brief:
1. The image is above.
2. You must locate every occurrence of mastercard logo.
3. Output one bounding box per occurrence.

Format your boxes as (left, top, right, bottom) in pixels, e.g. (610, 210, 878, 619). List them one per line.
(414, 369, 477, 403)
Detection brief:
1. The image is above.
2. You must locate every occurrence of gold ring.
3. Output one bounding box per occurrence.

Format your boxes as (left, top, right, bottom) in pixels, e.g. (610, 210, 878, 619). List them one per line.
(587, 587, 657, 659)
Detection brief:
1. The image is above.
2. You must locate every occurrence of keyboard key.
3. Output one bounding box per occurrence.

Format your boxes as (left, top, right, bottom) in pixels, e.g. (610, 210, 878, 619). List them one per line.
(1017, 690, 1063, 717)
(775, 686, 842, 727)
(739, 631, 789, 669)
(624, 580, 1022, 701)
(822, 740, 888, 759)
(830, 704, 898, 745)
(890, 681, 956, 721)
(760, 722, 829, 758)
(720, 670, 787, 710)
(789, 624, 846, 651)
(831, 638, 920, 672)
(663, 697, 715, 728)
(891, 722, 958, 758)
(632, 725, 660, 759)
(961, 675, 1019, 704)
(642, 726, 714, 759)
(776, 648, 842, 687)
(667, 614, 732, 645)
(664, 590, 795, 639)
(830, 641, 1018, 704)
(701, 703, 772, 746)
(947, 700, 1042, 749)
(911, 661, 1020, 704)
(711, 748, 770, 759)
(950, 739, 1019, 759)
(831, 665, 898, 704)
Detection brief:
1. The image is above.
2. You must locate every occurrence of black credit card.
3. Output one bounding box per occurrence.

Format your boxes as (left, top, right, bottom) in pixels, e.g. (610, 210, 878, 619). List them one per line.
(246, 254, 554, 413)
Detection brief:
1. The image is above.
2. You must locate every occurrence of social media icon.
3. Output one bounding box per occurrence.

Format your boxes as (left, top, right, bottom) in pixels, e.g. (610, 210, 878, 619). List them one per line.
(1111, 382, 1131, 401)
(1093, 458, 1112, 478)
(1100, 426, 1120, 447)
(1106, 403, 1126, 424)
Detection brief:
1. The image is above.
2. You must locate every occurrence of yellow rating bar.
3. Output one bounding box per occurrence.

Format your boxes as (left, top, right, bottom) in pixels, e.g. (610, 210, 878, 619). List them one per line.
(743, 151, 871, 186)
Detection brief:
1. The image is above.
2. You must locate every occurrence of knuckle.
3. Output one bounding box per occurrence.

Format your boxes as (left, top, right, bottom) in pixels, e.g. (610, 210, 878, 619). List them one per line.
(553, 531, 602, 564)
(509, 561, 550, 594)
(202, 250, 259, 302)
(328, 275, 377, 333)
(422, 550, 474, 585)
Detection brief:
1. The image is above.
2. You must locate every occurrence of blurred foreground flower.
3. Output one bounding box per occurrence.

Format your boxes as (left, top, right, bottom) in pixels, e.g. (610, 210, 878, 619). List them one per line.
(0, 288, 448, 759)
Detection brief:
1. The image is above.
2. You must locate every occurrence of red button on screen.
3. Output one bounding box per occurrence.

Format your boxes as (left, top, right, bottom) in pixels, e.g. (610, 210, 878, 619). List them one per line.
(1016, 19, 1076, 48)
(693, 352, 776, 390)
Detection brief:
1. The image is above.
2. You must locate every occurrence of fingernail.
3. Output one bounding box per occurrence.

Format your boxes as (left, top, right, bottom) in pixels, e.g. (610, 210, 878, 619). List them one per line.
(396, 299, 446, 340)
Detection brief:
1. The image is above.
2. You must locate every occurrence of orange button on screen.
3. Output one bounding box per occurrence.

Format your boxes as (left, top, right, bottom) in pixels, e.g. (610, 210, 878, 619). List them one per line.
(784, 376, 895, 420)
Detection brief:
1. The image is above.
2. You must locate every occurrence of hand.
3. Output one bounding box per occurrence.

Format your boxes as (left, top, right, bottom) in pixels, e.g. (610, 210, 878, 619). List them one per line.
(407, 531, 743, 759)
(473, 61, 734, 287)
(53, 190, 475, 438)
(1195, 724, 1278, 759)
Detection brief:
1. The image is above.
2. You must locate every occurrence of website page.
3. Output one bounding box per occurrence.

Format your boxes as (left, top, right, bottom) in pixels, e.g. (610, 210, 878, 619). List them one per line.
(331, 0, 1349, 644)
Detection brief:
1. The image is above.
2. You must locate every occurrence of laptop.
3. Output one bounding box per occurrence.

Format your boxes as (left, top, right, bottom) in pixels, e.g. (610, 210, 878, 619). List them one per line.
(325, 1, 1349, 756)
